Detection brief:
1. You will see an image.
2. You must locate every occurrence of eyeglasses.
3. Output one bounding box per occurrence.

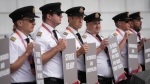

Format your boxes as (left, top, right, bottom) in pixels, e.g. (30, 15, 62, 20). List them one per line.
(53, 12, 62, 16)
(21, 18, 35, 23)
(125, 20, 130, 23)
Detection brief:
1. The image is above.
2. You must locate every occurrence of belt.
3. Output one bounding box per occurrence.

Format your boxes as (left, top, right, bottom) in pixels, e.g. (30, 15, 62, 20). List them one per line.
(98, 76, 112, 81)
(11, 82, 36, 84)
(44, 77, 64, 83)
(124, 68, 132, 79)
(78, 70, 86, 74)
(140, 64, 145, 71)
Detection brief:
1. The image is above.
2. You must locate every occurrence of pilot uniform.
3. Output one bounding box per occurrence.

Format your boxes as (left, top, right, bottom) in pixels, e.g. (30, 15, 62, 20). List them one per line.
(63, 6, 86, 83)
(129, 12, 145, 71)
(34, 2, 64, 84)
(9, 6, 39, 84)
(83, 12, 113, 84)
(108, 12, 131, 84)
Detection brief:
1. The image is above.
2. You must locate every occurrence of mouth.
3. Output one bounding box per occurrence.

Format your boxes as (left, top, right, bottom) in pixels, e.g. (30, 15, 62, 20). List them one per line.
(96, 27, 99, 31)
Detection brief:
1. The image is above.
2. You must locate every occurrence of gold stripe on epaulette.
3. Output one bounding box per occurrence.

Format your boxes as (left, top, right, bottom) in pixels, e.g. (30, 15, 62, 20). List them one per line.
(82, 34, 87, 38)
(63, 32, 68, 36)
(10, 36, 16, 42)
(113, 33, 118, 36)
(37, 32, 42, 36)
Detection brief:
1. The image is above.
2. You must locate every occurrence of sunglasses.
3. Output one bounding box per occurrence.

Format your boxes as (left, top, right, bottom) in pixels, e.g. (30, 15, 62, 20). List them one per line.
(53, 12, 62, 16)
(125, 20, 130, 23)
(21, 18, 35, 23)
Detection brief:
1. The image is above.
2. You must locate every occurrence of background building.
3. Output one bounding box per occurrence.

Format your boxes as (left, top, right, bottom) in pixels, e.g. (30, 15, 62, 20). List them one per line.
(0, 0, 150, 38)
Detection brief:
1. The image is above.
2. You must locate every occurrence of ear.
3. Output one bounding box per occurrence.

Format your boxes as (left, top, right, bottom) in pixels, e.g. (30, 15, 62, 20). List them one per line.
(47, 14, 52, 20)
(17, 20, 23, 26)
(130, 21, 134, 27)
(68, 16, 72, 22)
(117, 21, 121, 26)
(86, 23, 89, 27)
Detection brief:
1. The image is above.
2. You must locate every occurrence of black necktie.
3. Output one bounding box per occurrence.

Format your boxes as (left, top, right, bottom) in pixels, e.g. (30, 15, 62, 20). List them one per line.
(25, 38, 36, 75)
(96, 34, 102, 42)
(76, 33, 86, 65)
(96, 34, 109, 54)
(53, 30, 62, 54)
(26, 38, 30, 44)
(137, 32, 141, 40)
(53, 30, 58, 40)
(76, 33, 83, 44)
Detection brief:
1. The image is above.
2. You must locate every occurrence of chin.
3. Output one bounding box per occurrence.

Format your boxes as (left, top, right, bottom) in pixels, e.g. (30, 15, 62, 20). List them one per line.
(78, 25, 82, 28)
(30, 29, 33, 32)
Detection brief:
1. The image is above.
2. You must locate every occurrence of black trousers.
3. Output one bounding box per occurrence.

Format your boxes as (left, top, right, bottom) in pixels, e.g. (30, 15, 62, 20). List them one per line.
(44, 77, 64, 84)
(140, 64, 145, 71)
(98, 76, 113, 84)
(11, 82, 36, 84)
(115, 68, 131, 84)
(78, 70, 86, 83)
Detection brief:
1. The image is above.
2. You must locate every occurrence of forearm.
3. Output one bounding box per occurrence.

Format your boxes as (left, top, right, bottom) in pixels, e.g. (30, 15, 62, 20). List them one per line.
(96, 47, 103, 55)
(119, 37, 127, 52)
(42, 46, 60, 65)
(76, 50, 82, 57)
(138, 44, 143, 52)
(10, 52, 28, 73)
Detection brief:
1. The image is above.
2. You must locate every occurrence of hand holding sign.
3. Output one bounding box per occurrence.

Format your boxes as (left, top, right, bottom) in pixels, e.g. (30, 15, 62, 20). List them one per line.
(62, 38, 78, 84)
(25, 42, 35, 56)
(100, 38, 109, 49)
(56, 39, 67, 51)
(107, 37, 126, 83)
(124, 30, 130, 39)
(77, 43, 89, 55)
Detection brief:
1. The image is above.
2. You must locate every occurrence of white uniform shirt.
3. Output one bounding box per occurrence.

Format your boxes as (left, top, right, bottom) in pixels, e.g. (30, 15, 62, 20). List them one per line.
(34, 23, 63, 79)
(63, 26, 85, 71)
(82, 32, 113, 77)
(129, 28, 144, 65)
(108, 28, 128, 68)
(9, 29, 35, 83)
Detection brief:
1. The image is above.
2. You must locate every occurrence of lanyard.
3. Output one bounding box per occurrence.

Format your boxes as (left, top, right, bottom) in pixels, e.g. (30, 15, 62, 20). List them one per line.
(66, 27, 82, 46)
(86, 30, 101, 42)
(42, 24, 57, 42)
(129, 29, 141, 40)
(86, 30, 110, 58)
(116, 29, 124, 37)
(15, 31, 27, 49)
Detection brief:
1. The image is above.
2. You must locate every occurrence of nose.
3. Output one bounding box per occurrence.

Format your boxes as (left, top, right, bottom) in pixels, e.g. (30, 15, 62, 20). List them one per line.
(32, 21, 36, 25)
(79, 17, 83, 22)
(60, 14, 63, 18)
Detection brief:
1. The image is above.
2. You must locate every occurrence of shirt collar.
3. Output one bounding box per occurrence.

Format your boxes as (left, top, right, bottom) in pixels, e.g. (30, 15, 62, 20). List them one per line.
(129, 28, 137, 34)
(117, 28, 125, 36)
(86, 29, 96, 36)
(16, 29, 30, 40)
(68, 26, 78, 34)
(43, 22, 54, 32)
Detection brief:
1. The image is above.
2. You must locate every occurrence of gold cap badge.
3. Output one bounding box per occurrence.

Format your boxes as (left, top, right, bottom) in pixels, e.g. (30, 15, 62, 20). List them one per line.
(95, 13, 99, 18)
(79, 7, 84, 13)
(33, 8, 35, 13)
(60, 4, 61, 9)
(127, 12, 129, 17)
(139, 12, 140, 16)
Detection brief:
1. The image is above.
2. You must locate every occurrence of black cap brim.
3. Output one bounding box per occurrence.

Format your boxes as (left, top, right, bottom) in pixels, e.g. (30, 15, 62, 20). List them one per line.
(25, 13, 40, 18)
(68, 13, 86, 16)
(134, 17, 143, 19)
(53, 10, 65, 13)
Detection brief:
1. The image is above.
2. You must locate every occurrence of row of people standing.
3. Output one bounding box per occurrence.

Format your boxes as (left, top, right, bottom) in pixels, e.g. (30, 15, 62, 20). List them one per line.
(8, 2, 146, 84)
